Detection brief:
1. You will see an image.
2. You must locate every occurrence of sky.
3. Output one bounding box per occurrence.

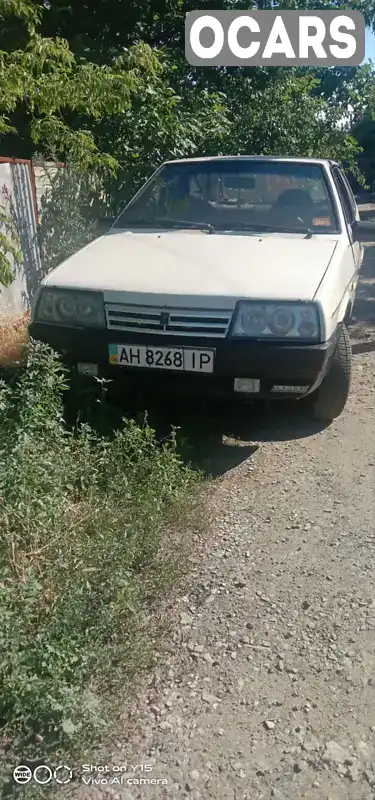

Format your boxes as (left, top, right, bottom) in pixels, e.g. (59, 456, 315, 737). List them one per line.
(365, 28, 375, 62)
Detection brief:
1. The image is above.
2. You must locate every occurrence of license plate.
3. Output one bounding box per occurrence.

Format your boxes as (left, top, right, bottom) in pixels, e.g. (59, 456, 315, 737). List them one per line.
(109, 344, 215, 373)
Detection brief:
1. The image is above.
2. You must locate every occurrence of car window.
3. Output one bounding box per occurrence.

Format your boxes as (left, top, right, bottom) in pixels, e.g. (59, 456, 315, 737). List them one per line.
(332, 168, 355, 224)
(115, 160, 340, 234)
(339, 169, 358, 219)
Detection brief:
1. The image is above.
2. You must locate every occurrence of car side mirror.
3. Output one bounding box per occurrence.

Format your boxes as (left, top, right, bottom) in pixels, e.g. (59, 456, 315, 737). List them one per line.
(352, 220, 375, 243)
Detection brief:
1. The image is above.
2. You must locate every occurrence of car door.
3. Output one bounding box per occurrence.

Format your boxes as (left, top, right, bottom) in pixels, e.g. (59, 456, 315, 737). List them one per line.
(332, 167, 363, 272)
(339, 167, 364, 272)
(331, 166, 362, 307)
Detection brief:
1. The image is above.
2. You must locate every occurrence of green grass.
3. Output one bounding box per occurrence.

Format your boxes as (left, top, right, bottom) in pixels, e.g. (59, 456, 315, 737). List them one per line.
(0, 341, 202, 792)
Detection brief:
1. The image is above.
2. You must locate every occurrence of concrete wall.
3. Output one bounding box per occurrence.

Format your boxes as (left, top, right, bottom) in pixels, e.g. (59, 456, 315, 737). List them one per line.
(0, 160, 42, 316)
(0, 162, 28, 316)
(33, 161, 62, 217)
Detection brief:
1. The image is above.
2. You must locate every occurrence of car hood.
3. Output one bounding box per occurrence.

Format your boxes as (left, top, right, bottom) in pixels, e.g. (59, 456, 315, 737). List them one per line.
(44, 229, 337, 307)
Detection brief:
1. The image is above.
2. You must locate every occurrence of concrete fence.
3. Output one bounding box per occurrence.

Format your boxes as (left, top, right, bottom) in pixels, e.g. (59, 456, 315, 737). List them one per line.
(0, 157, 64, 317)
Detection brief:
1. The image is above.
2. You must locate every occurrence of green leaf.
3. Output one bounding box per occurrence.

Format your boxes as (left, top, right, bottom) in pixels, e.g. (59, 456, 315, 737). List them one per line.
(62, 718, 77, 735)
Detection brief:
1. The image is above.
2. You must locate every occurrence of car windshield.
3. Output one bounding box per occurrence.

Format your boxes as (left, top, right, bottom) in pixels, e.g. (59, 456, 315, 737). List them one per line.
(114, 159, 339, 234)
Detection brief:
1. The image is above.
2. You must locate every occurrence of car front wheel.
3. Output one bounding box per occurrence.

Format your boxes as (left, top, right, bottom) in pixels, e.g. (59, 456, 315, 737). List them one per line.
(309, 324, 352, 423)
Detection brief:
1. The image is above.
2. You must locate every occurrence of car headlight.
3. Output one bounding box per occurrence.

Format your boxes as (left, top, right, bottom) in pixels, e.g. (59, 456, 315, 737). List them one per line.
(35, 288, 105, 328)
(231, 301, 320, 340)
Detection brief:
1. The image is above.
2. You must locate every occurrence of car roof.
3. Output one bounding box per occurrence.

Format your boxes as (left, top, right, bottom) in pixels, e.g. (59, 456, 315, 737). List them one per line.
(163, 155, 338, 167)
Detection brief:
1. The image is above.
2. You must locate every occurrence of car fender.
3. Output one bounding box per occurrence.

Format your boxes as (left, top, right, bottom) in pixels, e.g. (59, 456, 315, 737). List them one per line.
(314, 243, 358, 339)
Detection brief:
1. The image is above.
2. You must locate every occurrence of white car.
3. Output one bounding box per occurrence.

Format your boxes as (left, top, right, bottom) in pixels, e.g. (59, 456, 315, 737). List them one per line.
(29, 156, 375, 423)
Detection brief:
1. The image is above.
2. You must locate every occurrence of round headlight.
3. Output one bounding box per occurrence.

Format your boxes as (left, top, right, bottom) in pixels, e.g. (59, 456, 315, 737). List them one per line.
(269, 308, 295, 336)
(298, 320, 316, 337)
(56, 295, 77, 320)
(78, 300, 95, 322)
(77, 298, 104, 327)
(40, 292, 56, 318)
(241, 307, 267, 335)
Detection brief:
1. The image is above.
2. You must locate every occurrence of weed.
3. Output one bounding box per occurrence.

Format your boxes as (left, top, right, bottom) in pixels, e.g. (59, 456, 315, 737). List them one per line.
(0, 311, 29, 367)
(0, 340, 200, 786)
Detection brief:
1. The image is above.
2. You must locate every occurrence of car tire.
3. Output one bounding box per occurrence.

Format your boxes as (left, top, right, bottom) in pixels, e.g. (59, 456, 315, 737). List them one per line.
(310, 324, 352, 422)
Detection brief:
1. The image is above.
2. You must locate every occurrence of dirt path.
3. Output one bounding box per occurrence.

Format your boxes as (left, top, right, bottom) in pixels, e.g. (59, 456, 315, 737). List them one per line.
(72, 247, 375, 800)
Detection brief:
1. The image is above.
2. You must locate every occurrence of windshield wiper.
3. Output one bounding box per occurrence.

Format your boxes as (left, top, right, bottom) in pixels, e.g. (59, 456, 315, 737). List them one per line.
(115, 217, 214, 233)
(152, 218, 214, 234)
(226, 222, 314, 236)
(117, 217, 215, 233)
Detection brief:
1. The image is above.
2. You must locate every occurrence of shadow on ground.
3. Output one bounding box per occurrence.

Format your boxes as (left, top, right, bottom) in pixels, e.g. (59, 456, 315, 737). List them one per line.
(351, 244, 375, 354)
(145, 398, 328, 477)
(68, 387, 327, 478)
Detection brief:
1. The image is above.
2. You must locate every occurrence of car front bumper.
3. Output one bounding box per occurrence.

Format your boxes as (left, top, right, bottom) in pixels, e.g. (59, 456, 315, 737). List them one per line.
(28, 322, 340, 400)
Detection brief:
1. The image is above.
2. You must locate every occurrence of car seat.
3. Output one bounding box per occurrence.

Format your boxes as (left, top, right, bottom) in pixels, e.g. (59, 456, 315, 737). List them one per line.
(274, 189, 314, 211)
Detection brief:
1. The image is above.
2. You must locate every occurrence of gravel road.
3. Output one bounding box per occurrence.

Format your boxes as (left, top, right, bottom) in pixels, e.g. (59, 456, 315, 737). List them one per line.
(73, 246, 375, 800)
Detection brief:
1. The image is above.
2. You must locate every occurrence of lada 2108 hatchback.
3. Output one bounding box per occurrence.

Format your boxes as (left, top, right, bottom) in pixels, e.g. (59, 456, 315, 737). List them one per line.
(29, 156, 375, 423)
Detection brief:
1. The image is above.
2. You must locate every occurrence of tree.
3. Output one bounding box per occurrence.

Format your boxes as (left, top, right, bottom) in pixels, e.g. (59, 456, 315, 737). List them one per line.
(0, 0, 231, 172)
(228, 73, 360, 161)
(0, 0, 230, 281)
(1, 0, 374, 176)
(0, 0, 373, 212)
(0, 2, 170, 170)
(312, 65, 375, 129)
(38, 0, 375, 62)
(352, 111, 375, 184)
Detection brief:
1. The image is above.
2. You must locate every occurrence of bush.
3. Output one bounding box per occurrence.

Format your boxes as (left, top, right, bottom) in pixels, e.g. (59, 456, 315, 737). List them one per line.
(0, 341, 200, 776)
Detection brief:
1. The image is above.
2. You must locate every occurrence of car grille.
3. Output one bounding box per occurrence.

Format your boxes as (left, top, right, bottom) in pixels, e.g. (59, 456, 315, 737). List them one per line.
(105, 303, 232, 338)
